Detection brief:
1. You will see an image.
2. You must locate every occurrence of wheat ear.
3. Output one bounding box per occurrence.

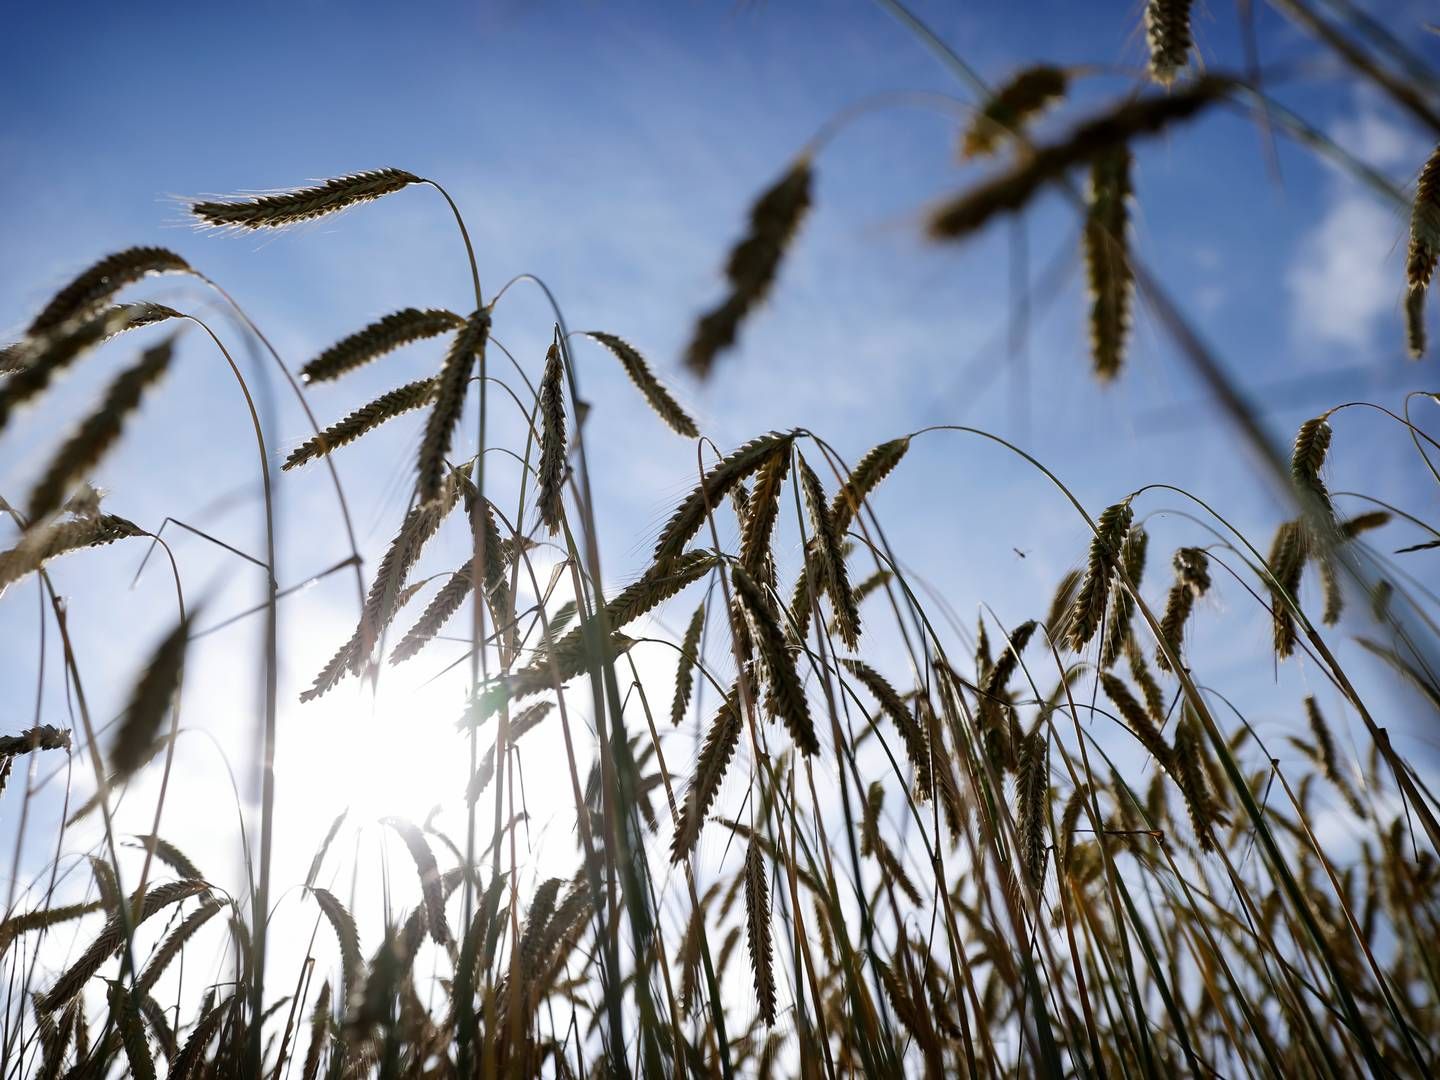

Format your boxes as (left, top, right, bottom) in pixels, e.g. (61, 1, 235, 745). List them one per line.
(301, 308, 465, 384)
(190, 168, 421, 229)
(284, 377, 437, 471)
(382, 818, 450, 946)
(418, 309, 490, 504)
(27, 249, 191, 337)
(653, 432, 792, 569)
(1407, 144, 1440, 290)
(686, 158, 813, 378)
(537, 341, 566, 535)
(962, 65, 1069, 158)
(0, 725, 71, 756)
(584, 332, 699, 437)
(1266, 519, 1307, 659)
(0, 513, 145, 598)
(1100, 524, 1148, 669)
(1144, 0, 1195, 85)
(671, 603, 706, 727)
(733, 565, 818, 755)
(1017, 727, 1050, 889)
(37, 880, 211, 1012)
(930, 77, 1228, 240)
(28, 336, 176, 520)
(743, 839, 777, 1026)
(1067, 500, 1133, 651)
(109, 612, 191, 783)
(0, 304, 181, 434)
(842, 660, 932, 799)
(797, 451, 860, 649)
(1083, 147, 1134, 382)
(671, 686, 743, 862)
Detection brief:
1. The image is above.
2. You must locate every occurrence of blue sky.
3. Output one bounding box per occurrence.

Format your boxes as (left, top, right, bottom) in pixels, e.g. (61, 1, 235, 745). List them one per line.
(2, 0, 1438, 944)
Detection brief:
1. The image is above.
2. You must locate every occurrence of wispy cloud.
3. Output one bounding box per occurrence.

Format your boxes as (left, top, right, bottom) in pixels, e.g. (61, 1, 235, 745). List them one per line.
(1286, 101, 1421, 352)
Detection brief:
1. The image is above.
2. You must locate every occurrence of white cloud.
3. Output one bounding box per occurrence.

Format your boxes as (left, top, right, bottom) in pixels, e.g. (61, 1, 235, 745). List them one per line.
(1287, 191, 1399, 349)
(1331, 105, 1419, 171)
(1286, 95, 1428, 351)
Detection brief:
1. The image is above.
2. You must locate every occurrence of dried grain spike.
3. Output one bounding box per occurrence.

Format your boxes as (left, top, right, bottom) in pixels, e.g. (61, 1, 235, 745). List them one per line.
(135, 897, 225, 994)
(535, 550, 715, 672)
(1407, 285, 1427, 359)
(738, 444, 790, 579)
(301, 308, 465, 384)
(1126, 635, 1167, 724)
(1291, 416, 1334, 518)
(977, 620, 1038, 769)
(1100, 672, 1173, 769)
(538, 341, 567, 534)
(309, 887, 363, 1011)
(301, 464, 468, 700)
(1267, 519, 1307, 659)
(0, 901, 102, 952)
(301, 982, 331, 1080)
(37, 880, 211, 1012)
(962, 65, 1069, 158)
(28, 248, 191, 337)
(1067, 500, 1133, 651)
(109, 980, 156, 1080)
(0, 513, 144, 597)
(830, 437, 910, 535)
(1017, 727, 1050, 889)
(584, 332, 699, 437)
(1083, 147, 1133, 382)
(1304, 696, 1364, 814)
(1059, 783, 1091, 871)
(0, 305, 181, 434)
(129, 834, 204, 880)
(930, 78, 1228, 240)
(1172, 717, 1216, 850)
(283, 377, 437, 470)
(0, 725, 71, 757)
(1145, 0, 1195, 85)
(653, 431, 791, 568)
(686, 158, 813, 378)
(842, 659, 932, 799)
(383, 818, 450, 946)
(28, 336, 176, 520)
(190, 168, 421, 230)
(1341, 511, 1390, 539)
(744, 839, 777, 1026)
(733, 565, 818, 755)
(1408, 144, 1440, 289)
(1100, 524, 1147, 669)
(109, 612, 190, 783)
(1320, 555, 1343, 626)
(797, 451, 860, 649)
(671, 603, 706, 727)
(418, 309, 490, 504)
(671, 685, 743, 862)
(170, 994, 230, 1080)
(1156, 546, 1209, 671)
(390, 563, 472, 665)
(1044, 568, 1082, 639)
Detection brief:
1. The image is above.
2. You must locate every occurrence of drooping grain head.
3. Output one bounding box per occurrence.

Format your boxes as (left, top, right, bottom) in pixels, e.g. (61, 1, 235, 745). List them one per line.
(27, 248, 191, 338)
(1408, 144, 1440, 289)
(190, 169, 422, 230)
(301, 309, 466, 384)
(685, 158, 813, 379)
(1145, 0, 1195, 86)
(1083, 147, 1133, 382)
(962, 65, 1069, 158)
